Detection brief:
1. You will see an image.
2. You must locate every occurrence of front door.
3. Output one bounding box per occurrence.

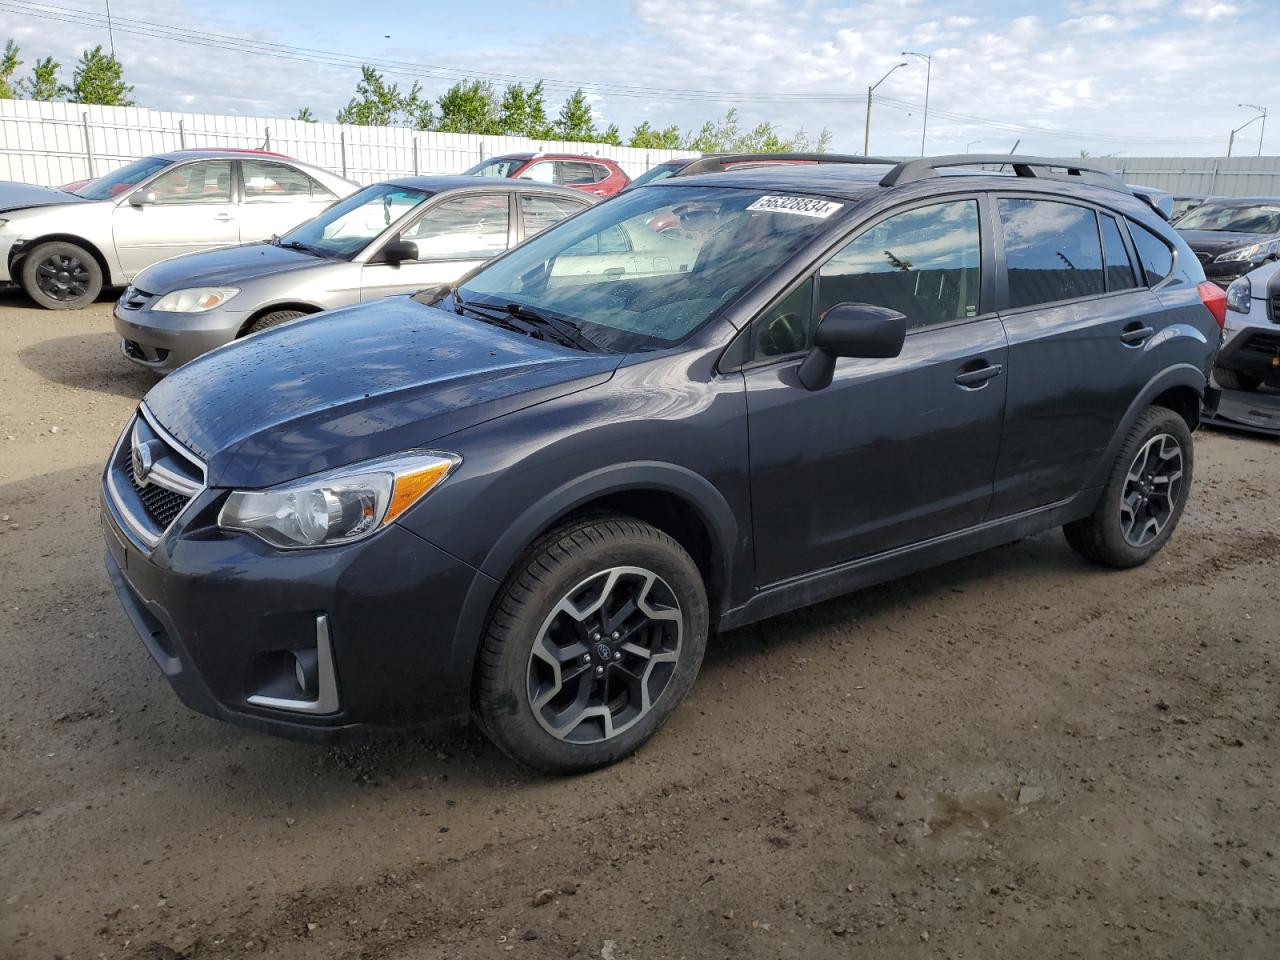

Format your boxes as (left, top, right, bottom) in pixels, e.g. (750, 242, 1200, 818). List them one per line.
(112, 160, 239, 277)
(743, 197, 1009, 585)
(360, 193, 512, 301)
(235, 158, 337, 243)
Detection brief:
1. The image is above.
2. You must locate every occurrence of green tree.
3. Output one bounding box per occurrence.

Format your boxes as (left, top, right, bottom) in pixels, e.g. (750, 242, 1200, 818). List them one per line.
(0, 39, 22, 100)
(402, 83, 435, 130)
(498, 81, 553, 139)
(629, 120, 681, 149)
(599, 123, 622, 146)
(435, 79, 500, 135)
(554, 88, 596, 142)
(19, 56, 63, 101)
(337, 65, 405, 126)
(68, 45, 132, 105)
(682, 108, 829, 154)
(294, 106, 316, 122)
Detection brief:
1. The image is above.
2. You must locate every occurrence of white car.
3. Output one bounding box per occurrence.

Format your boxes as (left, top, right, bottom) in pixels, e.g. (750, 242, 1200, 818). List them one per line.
(0, 149, 357, 309)
(1219, 259, 1280, 391)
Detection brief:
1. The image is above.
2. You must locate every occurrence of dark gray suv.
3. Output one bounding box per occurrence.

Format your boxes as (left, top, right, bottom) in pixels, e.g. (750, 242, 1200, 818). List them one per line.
(101, 156, 1224, 773)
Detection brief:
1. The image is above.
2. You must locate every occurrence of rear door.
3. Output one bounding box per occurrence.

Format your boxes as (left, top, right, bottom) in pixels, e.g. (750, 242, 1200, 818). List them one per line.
(112, 159, 239, 276)
(988, 196, 1171, 516)
(742, 195, 1009, 584)
(359, 192, 512, 301)
(517, 193, 590, 242)
(236, 159, 338, 242)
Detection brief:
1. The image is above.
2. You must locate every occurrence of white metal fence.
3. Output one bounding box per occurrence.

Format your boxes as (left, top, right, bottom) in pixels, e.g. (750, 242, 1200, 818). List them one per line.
(0, 99, 693, 187)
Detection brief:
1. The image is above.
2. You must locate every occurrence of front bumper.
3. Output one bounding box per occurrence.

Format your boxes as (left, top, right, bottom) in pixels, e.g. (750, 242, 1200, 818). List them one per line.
(1217, 322, 1280, 382)
(101, 481, 494, 740)
(113, 298, 248, 374)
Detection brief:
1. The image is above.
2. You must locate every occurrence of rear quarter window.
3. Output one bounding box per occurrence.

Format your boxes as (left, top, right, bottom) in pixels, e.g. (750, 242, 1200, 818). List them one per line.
(1127, 221, 1174, 286)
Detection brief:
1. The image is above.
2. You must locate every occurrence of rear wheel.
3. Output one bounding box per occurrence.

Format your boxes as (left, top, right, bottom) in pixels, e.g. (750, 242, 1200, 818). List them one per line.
(475, 516, 708, 774)
(246, 309, 306, 335)
(20, 240, 103, 310)
(1214, 367, 1262, 392)
(1064, 406, 1193, 569)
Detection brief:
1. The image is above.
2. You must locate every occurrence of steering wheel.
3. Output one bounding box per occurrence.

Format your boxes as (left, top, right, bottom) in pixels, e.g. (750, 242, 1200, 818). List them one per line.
(759, 312, 807, 357)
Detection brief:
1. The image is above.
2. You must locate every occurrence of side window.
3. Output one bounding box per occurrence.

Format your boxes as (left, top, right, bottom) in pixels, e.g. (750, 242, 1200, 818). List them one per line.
(589, 163, 612, 184)
(401, 194, 509, 261)
(1128, 221, 1174, 286)
(818, 199, 982, 329)
(752, 277, 815, 361)
(242, 160, 334, 202)
(999, 198, 1104, 308)
(146, 160, 232, 205)
(557, 161, 599, 186)
(1099, 214, 1138, 291)
(523, 162, 556, 184)
(520, 194, 588, 238)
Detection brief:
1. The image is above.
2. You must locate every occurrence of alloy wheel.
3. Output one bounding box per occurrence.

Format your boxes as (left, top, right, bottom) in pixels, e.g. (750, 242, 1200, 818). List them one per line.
(1120, 433, 1184, 547)
(34, 253, 91, 302)
(526, 566, 682, 744)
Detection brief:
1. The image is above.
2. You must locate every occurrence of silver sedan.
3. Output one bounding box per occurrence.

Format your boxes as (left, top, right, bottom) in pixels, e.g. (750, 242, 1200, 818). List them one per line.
(0, 149, 357, 310)
(113, 177, 594, 374)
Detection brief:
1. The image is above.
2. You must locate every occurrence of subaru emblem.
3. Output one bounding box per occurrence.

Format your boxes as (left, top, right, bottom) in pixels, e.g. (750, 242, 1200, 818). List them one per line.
(595, 642, 612, 660)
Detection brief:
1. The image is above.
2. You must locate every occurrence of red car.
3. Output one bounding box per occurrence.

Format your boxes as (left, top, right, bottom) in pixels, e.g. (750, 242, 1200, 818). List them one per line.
(463, 152, 630, 198)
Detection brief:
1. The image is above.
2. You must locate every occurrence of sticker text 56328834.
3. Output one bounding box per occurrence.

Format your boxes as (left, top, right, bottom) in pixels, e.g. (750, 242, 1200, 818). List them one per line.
(746, 195, 844, 219)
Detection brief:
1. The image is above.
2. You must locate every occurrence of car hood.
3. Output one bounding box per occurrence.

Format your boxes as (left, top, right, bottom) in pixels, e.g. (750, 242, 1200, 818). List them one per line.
(143, 297, 620, 488)
(0, 180, 88, 213)
(1177, 229, 1276, 255)
(135, 242, 327, 292)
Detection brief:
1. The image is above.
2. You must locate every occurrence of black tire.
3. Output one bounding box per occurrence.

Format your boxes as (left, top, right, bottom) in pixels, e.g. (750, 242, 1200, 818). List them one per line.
(475, 515, 708, 774)
(246, 309, 306, 335)
(19, 240, 103, 310)
(1214, 367, 1262, 392)
(1063, 406, 1194, 569)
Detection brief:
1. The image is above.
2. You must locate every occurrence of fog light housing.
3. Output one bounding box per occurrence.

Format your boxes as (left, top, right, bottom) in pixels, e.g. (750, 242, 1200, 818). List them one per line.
(247, 615, 340, 714)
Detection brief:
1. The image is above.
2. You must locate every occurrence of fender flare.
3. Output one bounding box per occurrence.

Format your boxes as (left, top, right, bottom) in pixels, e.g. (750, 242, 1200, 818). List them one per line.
(12, 233, 114, 286)
(447, 462, 741, 700)
(1086, 363, 1207, 491)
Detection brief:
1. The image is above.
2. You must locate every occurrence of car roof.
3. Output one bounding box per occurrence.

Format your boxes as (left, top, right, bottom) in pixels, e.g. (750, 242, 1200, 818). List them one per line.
(667, 162, 895, 199)
(383, 174, 593, 198)
(1194, 196, 1280, 205)
(157, 149, 293, 161)
(486, 153, 617, 164)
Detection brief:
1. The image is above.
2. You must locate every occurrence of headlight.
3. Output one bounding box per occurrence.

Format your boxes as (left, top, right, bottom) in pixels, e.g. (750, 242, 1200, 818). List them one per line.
(151, 287, 239, 313)
(1213, 239, 1280, 264)
(218, 450, 460, 548)
(1225, 276, 1252, 314)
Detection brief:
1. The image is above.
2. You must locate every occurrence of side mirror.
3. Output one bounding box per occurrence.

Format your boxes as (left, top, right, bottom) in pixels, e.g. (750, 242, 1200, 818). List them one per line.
(381, 238, 418, 265)
(797, 302, 906, 391)
(129, 190, 157, 208)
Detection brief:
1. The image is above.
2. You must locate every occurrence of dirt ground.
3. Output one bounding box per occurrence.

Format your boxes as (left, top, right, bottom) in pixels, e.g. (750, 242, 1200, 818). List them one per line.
(0, 288, 1277, 960)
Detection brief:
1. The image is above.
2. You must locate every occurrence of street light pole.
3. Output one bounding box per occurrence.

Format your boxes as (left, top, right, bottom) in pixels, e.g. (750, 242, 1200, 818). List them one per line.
(1241, 102, 1268, 157)
(965, 140, 983, 153)
(864, 61, 908, 156)
(1229, 105, 1267, 158)
(902, 51, 932, 156)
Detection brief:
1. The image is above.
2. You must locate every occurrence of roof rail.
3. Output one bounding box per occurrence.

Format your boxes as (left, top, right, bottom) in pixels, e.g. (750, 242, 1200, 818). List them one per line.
(678, 152, 897, 177)
(881, 154, 1131, 187)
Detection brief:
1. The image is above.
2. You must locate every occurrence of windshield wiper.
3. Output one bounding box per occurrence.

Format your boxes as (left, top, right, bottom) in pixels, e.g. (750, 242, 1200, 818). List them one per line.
(499, 302, 602, 353)
(278, 240, 322, 257)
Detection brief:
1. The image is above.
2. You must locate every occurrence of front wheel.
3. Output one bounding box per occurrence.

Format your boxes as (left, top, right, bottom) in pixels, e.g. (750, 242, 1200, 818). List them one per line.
(20, 240, 103, 310)
(475, 516, 708, 774)
(1064, 406, 1193, 569)
(246, 309, 306, 335)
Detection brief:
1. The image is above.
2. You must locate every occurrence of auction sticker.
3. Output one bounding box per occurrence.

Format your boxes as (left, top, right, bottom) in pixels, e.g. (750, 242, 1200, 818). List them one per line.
(746, 195, 843, 218)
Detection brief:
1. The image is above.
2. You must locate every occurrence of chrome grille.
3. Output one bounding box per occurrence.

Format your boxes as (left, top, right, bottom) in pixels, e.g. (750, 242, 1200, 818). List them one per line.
(105, 406, 206, 551)
(120, 286, 158, 311)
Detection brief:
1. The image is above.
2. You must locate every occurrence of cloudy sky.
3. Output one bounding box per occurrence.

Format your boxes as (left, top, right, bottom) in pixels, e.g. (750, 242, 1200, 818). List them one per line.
(1, 0, 1273, 157)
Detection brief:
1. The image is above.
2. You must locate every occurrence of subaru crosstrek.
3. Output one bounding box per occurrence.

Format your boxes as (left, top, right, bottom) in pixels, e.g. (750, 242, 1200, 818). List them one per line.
(101, 156, 1224, 773)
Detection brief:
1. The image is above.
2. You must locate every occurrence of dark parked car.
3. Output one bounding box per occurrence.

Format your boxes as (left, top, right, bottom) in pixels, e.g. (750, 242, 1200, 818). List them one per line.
(1173, 197, 1280, 285)
(622, 152, 844, 191)
(101, 155, 1223, 773)
(1171, 194, 1208, 221)
(463, 153, 630, 198)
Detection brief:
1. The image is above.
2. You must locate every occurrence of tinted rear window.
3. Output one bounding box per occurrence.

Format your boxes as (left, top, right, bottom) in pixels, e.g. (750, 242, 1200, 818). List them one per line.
(1100, 214, 1139, 291)
(1128, 221, 1174, 286)
(999, 198, 1104, 308)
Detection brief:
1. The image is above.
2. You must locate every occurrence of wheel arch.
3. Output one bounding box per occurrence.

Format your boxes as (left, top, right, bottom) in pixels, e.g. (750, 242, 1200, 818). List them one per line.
(12, 233, 113, 287)
(236, 301, 325, 337)
(1086, 363, 1207, 492)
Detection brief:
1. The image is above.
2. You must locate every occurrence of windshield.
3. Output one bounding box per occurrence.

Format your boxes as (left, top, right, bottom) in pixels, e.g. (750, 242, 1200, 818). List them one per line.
(280, 183, 430, 258)
(75, 156, 173, 200)
(1175, 201, 1280, 234)
(464, 158, 526, 178)
(457, 184, 845, 352)
(625, 162, 686, 190)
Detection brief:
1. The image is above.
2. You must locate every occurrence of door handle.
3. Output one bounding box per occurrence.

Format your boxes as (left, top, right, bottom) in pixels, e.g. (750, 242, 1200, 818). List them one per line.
(214, 213, 235, 222)
(1120, 324, 1155, 346)
(954, 363, 1003, 388)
